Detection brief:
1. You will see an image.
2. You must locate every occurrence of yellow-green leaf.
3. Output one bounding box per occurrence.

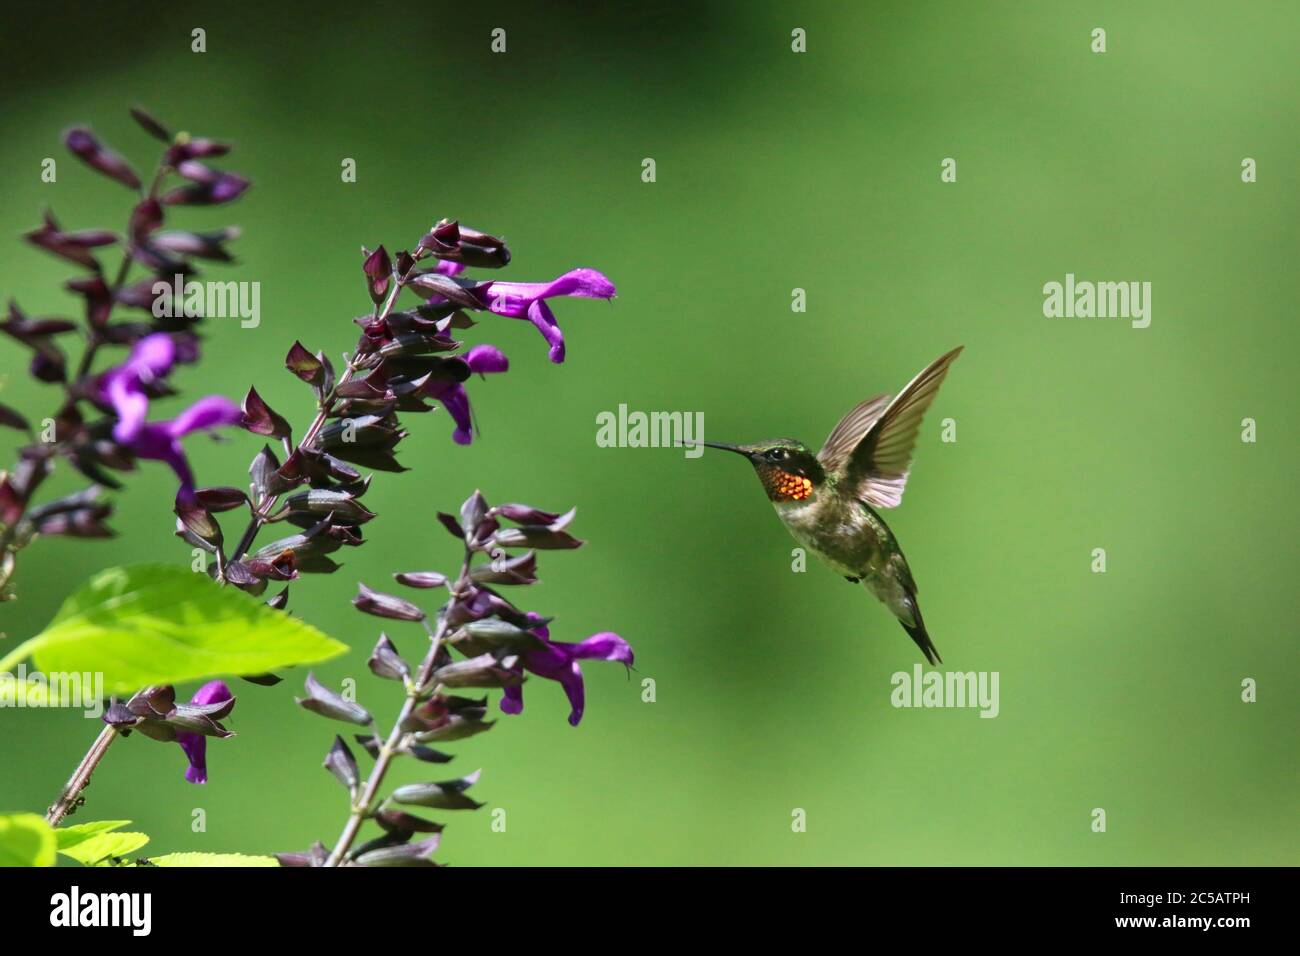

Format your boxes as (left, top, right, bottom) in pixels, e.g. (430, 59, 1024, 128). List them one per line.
(0, 564, 348, 693)
(59, 830, 150, 866)
(0, 813, 57, 867)
(148, 852, 279, 867)
(55, 820, 131, 850)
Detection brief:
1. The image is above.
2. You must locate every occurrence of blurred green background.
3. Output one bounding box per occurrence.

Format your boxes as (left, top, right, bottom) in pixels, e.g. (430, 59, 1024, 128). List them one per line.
(1, 1, 1296, 866)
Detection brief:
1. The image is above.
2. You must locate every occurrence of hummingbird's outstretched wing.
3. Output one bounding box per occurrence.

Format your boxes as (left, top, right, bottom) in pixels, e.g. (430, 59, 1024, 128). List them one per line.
(827, 346, 963, 508)
(815, 394, 891, 473)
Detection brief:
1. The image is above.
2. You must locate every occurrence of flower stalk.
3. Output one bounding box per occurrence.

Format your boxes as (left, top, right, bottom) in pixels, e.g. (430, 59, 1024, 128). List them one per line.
(322, 547, 471, 867)
(46, 726, 120, 826)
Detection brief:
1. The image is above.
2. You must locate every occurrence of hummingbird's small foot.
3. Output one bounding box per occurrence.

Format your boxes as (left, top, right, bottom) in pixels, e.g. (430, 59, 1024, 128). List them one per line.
(843, 575, 860, 584)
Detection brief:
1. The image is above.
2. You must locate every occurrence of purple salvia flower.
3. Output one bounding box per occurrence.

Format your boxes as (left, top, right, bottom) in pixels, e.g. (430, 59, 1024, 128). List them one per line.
(470, 268, 615, 363)
(500, 629, 633, 726)
(131, 396, 242, 500)
(100, 333, 241, 499)
(176, 680, 234, 784)
(102, 333, 177, 444)
(424, 344, 509, 445)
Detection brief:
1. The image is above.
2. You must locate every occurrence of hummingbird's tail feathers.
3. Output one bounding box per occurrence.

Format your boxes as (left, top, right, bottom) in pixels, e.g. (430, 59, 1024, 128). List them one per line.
(889, 582, 941, 665)
(901, 618, 942, 665)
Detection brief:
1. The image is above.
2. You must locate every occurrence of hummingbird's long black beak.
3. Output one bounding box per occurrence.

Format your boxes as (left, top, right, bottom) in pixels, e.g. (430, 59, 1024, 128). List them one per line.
(695, 441, 750, 457)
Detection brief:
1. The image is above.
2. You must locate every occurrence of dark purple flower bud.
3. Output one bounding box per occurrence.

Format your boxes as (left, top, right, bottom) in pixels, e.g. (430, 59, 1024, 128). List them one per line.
(460, 490, 488, 535)
(324, 735, 360, 796)
(243, 554, 298, 582)
(394, 571, 447, 589)
(150, 226, 240, 262)
(1, 305, 74, 382)
(451, 619, 548, 657)
(165, 136, 231, 166)
(284, 340, 324, 386)
(162, 169, 250, 206)
(363, 246, 393, 306)
(374, 809, 445, 834)
(405, 744, 454, 764)
(128, 198, 164, 243)
(406, 271, 483, 310)
(275, 840, 331, 867)
(26, 487, 115, 539)
(417, 219, 511, 269)
(0, 403, 29, 432)
(353, 835, 442, 867)
(353, 582, 425, 622)
(491, 524, 584, 550)
(175, 494, 222, 546)
(126, 105, 170, 143)
(64, 126, 141, 189)
(240, 386, 292, 440)
(240, 671, 282, 687)
(469, 550, 538, 586)
(286, 489, 375, 526)
(368, 634, 410, 682)
(194, 486, 248, 513)
(296, 672, 373, 726)
(129, 106, 172, 142)
(436, 512, 464, 539)
(127, 685, 176, 722)
(248, 445, 279, 498)
(404, 695, 494, 742)
(390, 770, 484, 811)
(494, 503, 564, 525)
(65, 275, 113, 328)
(431, 654, 525, 690)
(24, 211, 117, 269)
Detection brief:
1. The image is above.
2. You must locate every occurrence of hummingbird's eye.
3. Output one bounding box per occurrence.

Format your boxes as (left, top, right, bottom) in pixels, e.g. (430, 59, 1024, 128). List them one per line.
(768, 448, 789, 462)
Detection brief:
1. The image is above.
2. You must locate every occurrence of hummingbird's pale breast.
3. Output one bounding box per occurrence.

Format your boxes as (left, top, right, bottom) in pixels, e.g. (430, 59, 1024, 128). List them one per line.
(774, 487, 888, 579)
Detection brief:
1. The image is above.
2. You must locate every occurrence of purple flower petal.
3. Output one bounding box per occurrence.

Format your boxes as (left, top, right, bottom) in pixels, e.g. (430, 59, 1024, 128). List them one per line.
(106, 377, 151, 445)
(165, 395, 241, 438)
(465, 344, 509, 375)
(527, 300, 566, 363)
(176, 681, 233, 784)
(568, 632, 634, 665)
(478, 269, 616, 312)
(426, 382, 473, 445)
(505, 630, 632, 726)
(102, 334, 179, 444)
(558, 667, 586, 727)
(500, 684, 524, 716)
(470, 268, 614, 364)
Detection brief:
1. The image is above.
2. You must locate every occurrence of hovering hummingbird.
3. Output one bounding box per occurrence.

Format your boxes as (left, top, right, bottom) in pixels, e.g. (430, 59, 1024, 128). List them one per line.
(699, 347, 963, 665)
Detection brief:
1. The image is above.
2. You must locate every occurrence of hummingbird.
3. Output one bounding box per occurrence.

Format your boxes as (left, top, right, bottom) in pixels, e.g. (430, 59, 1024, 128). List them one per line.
(699, 347, 962, 665)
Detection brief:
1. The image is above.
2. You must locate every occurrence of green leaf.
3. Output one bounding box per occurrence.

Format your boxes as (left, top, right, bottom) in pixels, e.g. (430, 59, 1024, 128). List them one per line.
(147, 852, 279, 867)
(0, 813, 56, 867)
(0, 564, 348, 693)
(59, 830, 149, 866)
(55, 819, 130, 850)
